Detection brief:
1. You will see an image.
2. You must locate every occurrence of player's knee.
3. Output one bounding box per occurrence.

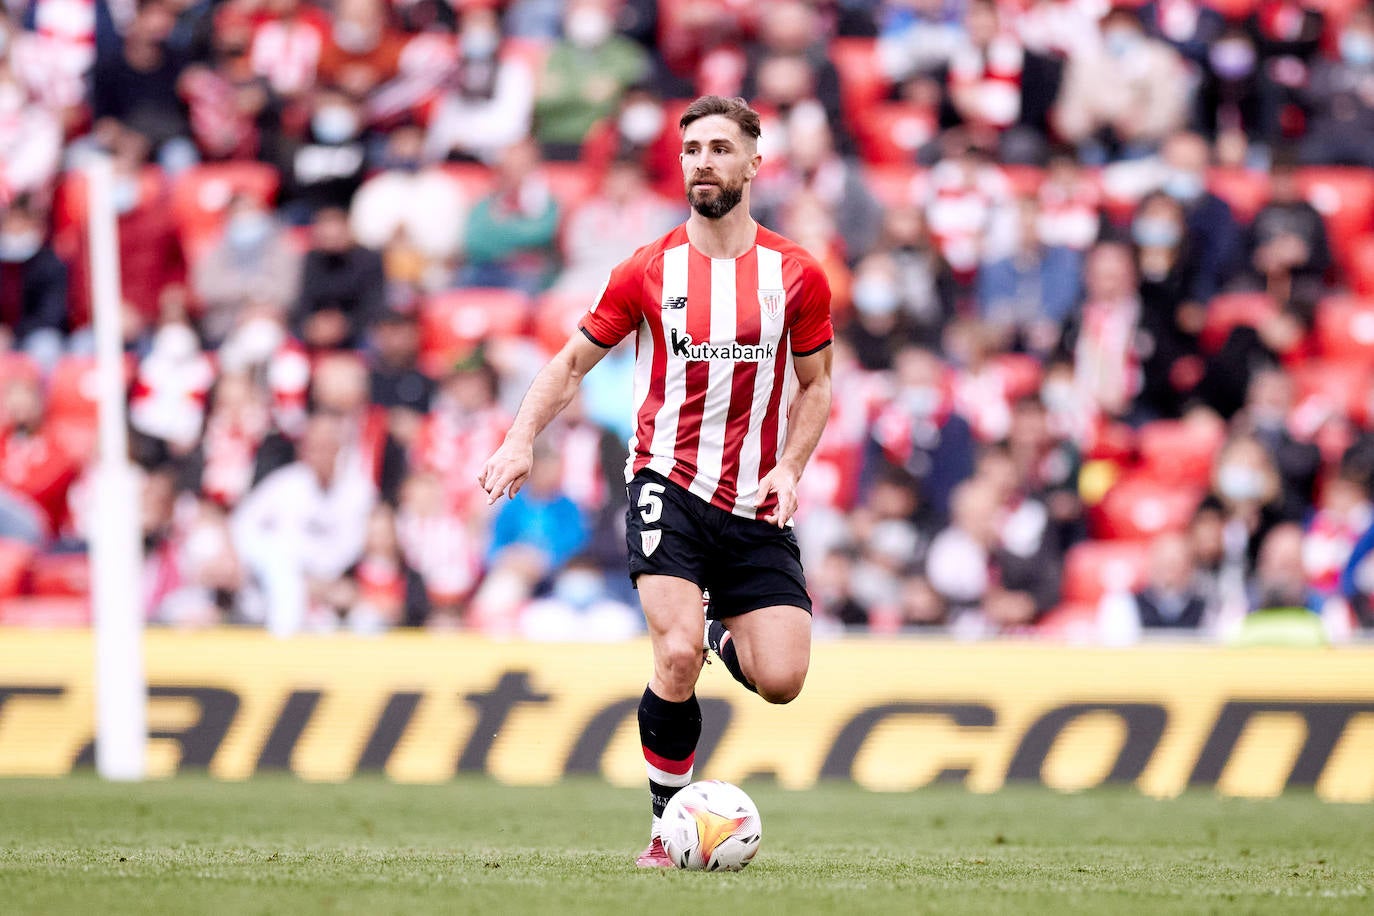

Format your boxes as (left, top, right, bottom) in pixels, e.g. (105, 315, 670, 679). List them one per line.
(754, 668, 806, 705)
(656, 640, 704, 693)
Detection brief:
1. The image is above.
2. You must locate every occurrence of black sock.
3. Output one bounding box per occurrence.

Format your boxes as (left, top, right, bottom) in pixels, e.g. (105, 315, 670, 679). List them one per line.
(638, 686, 702, 818)
(707, 620, 757, 693)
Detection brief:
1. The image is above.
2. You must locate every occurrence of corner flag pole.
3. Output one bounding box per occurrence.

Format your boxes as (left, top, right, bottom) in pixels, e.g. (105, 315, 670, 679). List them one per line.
(86, 154, 146, 780)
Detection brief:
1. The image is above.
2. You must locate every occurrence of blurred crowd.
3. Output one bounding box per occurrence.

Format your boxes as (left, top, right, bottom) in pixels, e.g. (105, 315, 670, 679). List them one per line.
(4, 0, 1374, 643)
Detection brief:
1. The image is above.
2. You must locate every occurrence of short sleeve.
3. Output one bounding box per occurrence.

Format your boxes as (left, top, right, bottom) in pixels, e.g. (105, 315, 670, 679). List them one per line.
(789, 259, 833, 356)
(578, 256, 644, 348)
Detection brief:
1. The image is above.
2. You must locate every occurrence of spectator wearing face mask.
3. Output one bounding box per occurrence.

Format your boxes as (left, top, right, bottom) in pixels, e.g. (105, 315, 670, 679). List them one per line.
(580, 85, 680, 201)
(424, 6, 534, 165)
(977, 196, 1083, 357)
(1298, 5, 1374, 167)
(1153, 130, 1245, 304)
(1054, 6, 1189, 162)
(0, 197, 68, 373)
(532, 0, 649, 160)
(1131, 191, 1207, 419)
(273, 86, 370, 222)
(316, 0, 405, 101)
(0, 72, 61, 204)
(1137, 0, 1226, 73)
(191, 193, 302, 347)
(293, 206, 386, 351)
(1232, 368, 1321, 517)
(1196, 28, 1266, 154)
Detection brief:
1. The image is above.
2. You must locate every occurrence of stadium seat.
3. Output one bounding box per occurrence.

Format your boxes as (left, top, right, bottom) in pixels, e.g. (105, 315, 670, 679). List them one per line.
(1084, 421, 1138, 462)
(829, 37, 890, 139)
(440, 163, 496, 203)
(170, 161, 280, 257)
(1289, 359, 1374, 426)
(541, 161, 596, 211)
(1093, 473, 1205, 541)
(1297, 167, 1374, 272)
(1035, 602, 1099, 641)
(855, 103, 931, 165)
(1315, 295, 1374, 364)
(1136, 418, 1226, 486)
(1206, 167, 1270, 224)
(994, 352, 1044, 400)
(0, 538, 34, 598)
(1060, 539, 1150, 605)
(0, 596, 91, 627)
(45, 356, 100, 424)
(861, 163, 923, 209)
(1001, 165, 1045, 199)
(419, 288, 532, 375)
(533, 289, 592, 356)
(29, 552, 89, 598)
(1200, 291, 1281, 353)
(1348, 233, 1374, 296)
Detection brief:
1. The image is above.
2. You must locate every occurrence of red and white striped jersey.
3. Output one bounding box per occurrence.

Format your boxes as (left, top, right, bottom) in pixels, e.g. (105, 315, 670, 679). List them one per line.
(579, 224, 833, 520)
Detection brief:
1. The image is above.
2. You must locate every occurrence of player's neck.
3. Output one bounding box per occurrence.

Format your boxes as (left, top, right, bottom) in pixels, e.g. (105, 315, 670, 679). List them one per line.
(685, 206, 758, 260)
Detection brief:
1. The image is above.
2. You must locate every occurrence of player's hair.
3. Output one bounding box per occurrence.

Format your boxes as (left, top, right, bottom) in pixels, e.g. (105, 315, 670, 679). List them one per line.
(678, 96, 762, 145)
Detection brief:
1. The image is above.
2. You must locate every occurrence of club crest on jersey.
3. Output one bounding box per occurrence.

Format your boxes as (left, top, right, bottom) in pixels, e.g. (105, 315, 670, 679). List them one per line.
(662, 295, 687, 310)
(641, 529, 662, 557)
(669, 328, 777, 362)
(758, 288, 785, 319)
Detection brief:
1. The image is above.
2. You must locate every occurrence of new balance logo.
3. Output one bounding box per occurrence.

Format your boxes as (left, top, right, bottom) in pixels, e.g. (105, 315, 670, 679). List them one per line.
(662, 296, 687, 310)
(669, 329, 776, 362)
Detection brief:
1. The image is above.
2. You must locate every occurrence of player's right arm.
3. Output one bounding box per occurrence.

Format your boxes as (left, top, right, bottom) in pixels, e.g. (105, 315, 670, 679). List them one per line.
(478, 332, 610, 504)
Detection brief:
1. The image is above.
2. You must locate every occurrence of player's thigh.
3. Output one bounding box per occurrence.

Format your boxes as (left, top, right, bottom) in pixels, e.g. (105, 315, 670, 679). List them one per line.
(721, 604, 812, 701)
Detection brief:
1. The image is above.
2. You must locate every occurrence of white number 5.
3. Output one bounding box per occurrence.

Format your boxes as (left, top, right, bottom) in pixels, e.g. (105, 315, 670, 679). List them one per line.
(637, 482, 666, 523)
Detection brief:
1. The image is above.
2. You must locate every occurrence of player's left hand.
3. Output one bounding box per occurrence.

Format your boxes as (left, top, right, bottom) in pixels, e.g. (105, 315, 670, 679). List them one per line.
(757, 464, 799, 528)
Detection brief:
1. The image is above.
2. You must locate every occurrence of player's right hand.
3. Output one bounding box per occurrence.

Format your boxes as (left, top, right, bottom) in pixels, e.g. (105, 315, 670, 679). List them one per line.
(478, 441, 533, 505)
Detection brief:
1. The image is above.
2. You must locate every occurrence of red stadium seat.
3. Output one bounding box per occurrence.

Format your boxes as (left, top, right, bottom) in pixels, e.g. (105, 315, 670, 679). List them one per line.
(1348, 233, 1374, 296)
(1289, 359, 1374, 425)
(1200, 0, 1259, 21)
(855, 103, 932, 165)
(1315, 295, 1374, 364)
(1035, 602, 1099, 641)
(861, 164, 923, 209)
(1200, 291, 1281, 353)
(533, 289, 593, 356)
(1094, 474, 1204, 540)
(1085, 421, 1138, 462)
(0, 538, 34, 598)
(994, 353, 1044, 400)
(29, 552, 89, 597)
(1137, 418, 1226, 486)
(542, 161, 596, 211)
(1298, 167, 1374, 272)
(440, 163, 496, 203)
(1206, 167, 1270, 223)
(829, 38, 890, 139)
(45, 356, 100, 424)
(1061, 539, 1150, 604)
(0, 596, 91, 627)
(1001, 165, 1045, 199)
(419, 288, 532, 375)
(170, 162, 280, 256)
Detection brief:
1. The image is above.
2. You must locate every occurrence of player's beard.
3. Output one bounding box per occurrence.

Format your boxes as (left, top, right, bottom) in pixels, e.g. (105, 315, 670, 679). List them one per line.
(686, 176, 745, 219)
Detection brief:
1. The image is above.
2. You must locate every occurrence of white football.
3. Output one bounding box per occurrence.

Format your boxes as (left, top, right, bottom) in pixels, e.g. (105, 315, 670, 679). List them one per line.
(660, 779, 762, 871)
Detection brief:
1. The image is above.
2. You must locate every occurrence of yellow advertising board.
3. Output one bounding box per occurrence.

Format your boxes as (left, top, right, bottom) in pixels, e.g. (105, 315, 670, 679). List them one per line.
(3, 630, 1374, 801)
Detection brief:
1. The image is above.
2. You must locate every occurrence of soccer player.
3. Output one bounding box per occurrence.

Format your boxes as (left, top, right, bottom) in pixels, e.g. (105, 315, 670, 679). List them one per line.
(478, 96, 833, 867)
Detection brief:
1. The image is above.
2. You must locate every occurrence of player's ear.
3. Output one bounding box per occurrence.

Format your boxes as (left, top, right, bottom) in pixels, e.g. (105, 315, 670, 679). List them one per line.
(747, 152, 762, 180)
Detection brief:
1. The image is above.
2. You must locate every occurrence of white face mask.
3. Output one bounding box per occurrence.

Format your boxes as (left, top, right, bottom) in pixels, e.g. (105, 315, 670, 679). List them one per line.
(1218, 463, 1265, 502)
(312, 105, 359, 144)
(618, 101, 664, 145)
(0, 230, 41, 263)
(565, 8, 613, 49)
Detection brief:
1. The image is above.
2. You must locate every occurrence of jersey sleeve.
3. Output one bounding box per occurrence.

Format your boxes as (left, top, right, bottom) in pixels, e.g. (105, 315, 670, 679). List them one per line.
(578, 256, 644, 348)
(789, 258, 834, 356)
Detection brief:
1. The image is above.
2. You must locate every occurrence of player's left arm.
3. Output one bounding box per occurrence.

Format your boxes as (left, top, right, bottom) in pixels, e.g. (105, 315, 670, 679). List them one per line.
(758, 344, 833, 527)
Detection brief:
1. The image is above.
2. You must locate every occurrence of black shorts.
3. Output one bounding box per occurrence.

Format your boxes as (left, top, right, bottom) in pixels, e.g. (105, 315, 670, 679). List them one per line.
(624, 469, 812, 619)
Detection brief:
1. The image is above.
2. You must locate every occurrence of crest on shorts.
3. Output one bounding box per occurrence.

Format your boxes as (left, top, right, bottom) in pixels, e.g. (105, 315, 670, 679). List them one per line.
(758, 288, 785, 319)
(641, 529, 662, 557)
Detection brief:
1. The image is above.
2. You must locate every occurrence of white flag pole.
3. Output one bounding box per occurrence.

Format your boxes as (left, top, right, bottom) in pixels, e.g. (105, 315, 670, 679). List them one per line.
(86, 154, 146, 781)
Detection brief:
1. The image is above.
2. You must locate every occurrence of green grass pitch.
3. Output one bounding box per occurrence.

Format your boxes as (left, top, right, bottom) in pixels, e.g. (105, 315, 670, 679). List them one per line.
(2, 776, 1371, 915)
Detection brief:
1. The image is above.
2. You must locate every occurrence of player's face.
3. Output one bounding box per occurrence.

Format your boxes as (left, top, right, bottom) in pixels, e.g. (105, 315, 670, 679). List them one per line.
(680, 115, 760, 220)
